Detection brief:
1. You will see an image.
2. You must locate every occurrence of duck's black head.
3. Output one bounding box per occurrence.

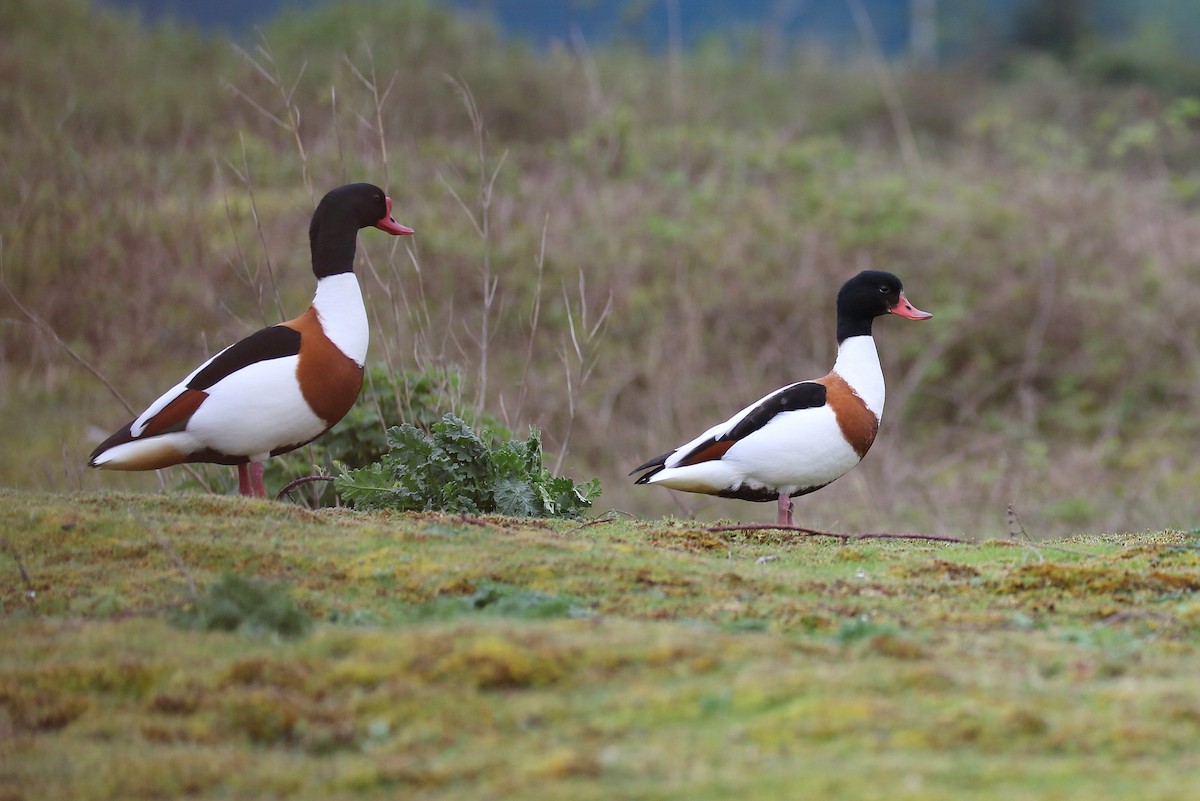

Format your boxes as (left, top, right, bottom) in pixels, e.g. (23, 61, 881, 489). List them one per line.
(309, 183, 414, 278)
(835, 270, 932, 341)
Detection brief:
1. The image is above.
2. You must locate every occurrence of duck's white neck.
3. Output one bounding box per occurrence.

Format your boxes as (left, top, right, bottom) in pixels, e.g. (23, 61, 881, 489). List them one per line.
(832, 335, 885, 417)
(312, 272, 369, 365)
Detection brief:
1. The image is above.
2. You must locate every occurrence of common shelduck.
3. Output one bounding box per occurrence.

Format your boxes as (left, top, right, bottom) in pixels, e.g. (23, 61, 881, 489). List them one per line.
(88, 183, 413, 497)
(630, 270, 932, 525)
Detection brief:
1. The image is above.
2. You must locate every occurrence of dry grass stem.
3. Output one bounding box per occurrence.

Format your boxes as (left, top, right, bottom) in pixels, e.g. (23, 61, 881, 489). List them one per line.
(2, 536, 37, 607)
(847, 0, 922, 176)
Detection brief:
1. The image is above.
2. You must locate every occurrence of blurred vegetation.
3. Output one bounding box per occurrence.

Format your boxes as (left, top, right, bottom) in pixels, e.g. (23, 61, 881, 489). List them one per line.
(173, 572, 313, 638)
(4, 0, 1200, 537)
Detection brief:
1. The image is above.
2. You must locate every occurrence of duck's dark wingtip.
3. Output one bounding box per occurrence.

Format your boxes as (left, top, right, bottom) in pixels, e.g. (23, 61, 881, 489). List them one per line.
(87, 421, 137, 468)
(629, 452, 672, 483)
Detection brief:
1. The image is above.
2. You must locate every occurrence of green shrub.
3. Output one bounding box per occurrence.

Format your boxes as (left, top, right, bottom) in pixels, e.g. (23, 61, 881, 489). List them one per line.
(334, 414, 600, 518)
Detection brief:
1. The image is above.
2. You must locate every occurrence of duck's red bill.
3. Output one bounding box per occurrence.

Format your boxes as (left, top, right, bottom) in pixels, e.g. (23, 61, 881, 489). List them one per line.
(375, 196, 415, 235)
(890, 291, 932, 320)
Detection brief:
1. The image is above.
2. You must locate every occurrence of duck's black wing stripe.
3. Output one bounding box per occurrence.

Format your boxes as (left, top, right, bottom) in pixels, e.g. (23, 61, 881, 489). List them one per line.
(188, 325, 302, 391)
(672, 382, 827, 467)
(721, 381, 827, 442)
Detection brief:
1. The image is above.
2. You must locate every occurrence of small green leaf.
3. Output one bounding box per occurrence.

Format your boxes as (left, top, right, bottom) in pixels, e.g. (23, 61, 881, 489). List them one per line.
(494, 477, 538, 517)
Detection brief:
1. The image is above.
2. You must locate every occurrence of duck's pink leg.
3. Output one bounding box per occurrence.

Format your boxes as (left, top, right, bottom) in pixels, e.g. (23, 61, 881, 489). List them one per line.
(236, 463, 267, 498)
(248, 462, 266, 498)
(776, 491, 794, 527)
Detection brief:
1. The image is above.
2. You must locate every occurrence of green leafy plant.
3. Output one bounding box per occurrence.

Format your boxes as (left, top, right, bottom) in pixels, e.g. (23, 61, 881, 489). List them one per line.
(334, 414, 600, 518)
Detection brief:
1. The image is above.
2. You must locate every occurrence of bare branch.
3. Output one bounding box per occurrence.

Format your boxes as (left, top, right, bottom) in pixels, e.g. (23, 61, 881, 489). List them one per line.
(277, 474, 336, 503)
(1, 272, 135, 415)
(705, 522, 972, 544)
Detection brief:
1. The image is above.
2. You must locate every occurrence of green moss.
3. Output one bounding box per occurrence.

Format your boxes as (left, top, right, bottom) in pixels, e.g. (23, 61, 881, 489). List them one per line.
(4, 491, 1200, 800)
(220, 656, 312, 690)
(0, 680, 89, 732)
(997, 563, 1200, 597)
(221, 688, 303, 744)
(433, 634, 567, 690)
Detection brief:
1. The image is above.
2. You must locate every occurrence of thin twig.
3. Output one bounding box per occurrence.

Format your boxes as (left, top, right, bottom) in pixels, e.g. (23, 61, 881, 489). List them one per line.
(214, 157, 271, 337)
(510, 214, 548, 426)
(569, 24, 607, 113)
(1007, 503, 1100, 559)
(228, 36, 313, 199)
(343, 41, 394, 187)
(705, 523, 971, 544)
(276, 474, 336, 502)
(233, 133, 285, 323)
(222, 79, 288, 128)
(567, 509, 636, 533)
(554, 269, 613, 471)
(2, 537, 37, 607)
(443, 75, 508, 416)
(1007, 502, 1045, 564)
(2, 272, 135, 415)
(847, 0, 923, 177)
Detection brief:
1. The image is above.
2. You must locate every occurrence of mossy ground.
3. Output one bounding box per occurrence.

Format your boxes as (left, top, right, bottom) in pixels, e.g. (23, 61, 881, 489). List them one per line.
(2, 489, 1200, 800)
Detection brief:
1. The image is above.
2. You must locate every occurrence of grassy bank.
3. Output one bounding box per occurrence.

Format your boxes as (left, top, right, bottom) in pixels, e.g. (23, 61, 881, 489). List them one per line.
(3, 489, 1200, 799)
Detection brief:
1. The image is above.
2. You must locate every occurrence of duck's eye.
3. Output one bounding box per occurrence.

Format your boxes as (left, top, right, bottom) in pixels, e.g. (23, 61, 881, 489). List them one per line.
(879, 285, 890, 293)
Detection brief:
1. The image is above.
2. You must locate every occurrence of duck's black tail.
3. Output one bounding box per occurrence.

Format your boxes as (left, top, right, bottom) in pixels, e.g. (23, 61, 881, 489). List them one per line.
(629, 452, 672, 484)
